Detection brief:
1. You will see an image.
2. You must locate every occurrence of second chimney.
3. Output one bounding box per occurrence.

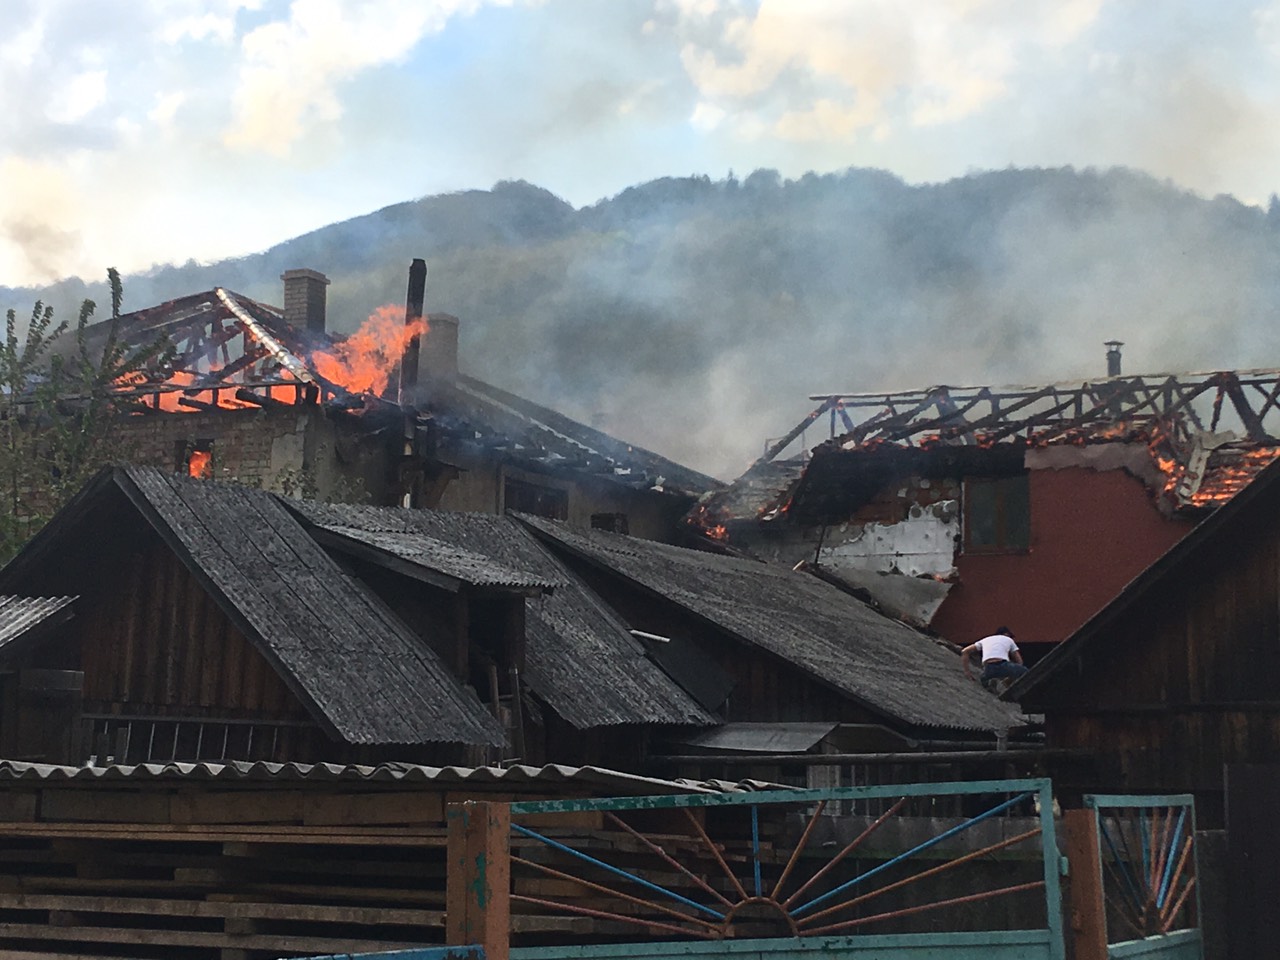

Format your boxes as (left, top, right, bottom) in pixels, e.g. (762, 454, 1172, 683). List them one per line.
(281, 269, 330, 334)
(1105, 340, 1123, 377)
(422, 312, 459, 384)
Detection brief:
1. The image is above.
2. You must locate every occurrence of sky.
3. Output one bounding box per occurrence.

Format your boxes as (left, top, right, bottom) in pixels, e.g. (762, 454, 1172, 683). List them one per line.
(4, 0, 1280, 288)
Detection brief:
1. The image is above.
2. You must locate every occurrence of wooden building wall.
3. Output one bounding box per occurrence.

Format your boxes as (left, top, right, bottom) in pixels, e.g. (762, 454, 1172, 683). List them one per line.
(2, 496, 334, 765)
(1021, 478, 1280, 825)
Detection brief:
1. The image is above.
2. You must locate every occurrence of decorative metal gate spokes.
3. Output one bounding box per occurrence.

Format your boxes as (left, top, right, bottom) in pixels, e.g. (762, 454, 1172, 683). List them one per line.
(507, 779, 1061, 943)
(1086, 795, 1199, 941)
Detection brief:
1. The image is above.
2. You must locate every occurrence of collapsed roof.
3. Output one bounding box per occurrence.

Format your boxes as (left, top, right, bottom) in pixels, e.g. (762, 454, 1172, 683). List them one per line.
(73, 287, 719, 499)
(697, 369, 1280, 531)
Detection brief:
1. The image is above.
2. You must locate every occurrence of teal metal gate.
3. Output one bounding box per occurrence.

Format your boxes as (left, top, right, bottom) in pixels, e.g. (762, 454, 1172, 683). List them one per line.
(1084, 794, 1202, 960)
(504, 778, 1065, 960)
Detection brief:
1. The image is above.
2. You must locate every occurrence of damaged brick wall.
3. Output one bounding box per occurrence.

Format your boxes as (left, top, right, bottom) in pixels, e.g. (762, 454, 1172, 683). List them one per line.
(746, 474, 962, 627)
(113, 408, 390, 502)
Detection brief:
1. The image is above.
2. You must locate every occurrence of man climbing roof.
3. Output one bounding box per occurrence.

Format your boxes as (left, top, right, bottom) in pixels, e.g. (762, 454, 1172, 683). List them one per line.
(961, 626, 1029, 691)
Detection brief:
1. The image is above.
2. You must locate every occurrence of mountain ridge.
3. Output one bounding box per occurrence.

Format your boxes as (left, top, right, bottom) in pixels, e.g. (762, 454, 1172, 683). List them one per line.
(5, 165, 1279, 478)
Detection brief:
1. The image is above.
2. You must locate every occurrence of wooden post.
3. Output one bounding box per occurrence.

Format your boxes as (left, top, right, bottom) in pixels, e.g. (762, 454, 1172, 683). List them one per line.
(447, 800, 510, 960)
(1064, 807, 1107, 960)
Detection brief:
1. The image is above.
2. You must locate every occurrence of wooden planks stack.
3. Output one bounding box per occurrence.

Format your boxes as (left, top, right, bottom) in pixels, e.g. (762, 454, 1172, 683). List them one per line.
(0, 781, 599, 960)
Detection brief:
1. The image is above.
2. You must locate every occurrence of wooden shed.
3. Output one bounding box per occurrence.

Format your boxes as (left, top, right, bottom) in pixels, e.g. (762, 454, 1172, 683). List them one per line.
(1009, 455, 1280, 826)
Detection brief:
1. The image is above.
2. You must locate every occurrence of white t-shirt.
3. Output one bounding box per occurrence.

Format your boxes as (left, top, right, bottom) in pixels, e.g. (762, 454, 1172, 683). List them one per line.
(976, 634, 1019, 662)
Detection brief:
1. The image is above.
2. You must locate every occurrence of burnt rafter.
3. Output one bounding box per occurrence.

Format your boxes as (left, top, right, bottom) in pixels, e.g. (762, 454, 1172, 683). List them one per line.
(759, 369, 1280, 462)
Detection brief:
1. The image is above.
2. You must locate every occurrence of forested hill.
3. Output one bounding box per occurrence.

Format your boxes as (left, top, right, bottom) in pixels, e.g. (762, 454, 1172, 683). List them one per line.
(7, 166, 1280, 479)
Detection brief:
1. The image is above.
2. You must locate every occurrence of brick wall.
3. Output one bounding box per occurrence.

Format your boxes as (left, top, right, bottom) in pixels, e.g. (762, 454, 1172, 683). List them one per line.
(21, 407, 396, 508)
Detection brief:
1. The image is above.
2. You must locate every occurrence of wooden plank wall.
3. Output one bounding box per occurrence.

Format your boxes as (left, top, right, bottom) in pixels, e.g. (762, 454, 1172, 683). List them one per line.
(77, 536, 306, 721)
(1031, 486, 1280, 825)
(0, 780, 602, 960)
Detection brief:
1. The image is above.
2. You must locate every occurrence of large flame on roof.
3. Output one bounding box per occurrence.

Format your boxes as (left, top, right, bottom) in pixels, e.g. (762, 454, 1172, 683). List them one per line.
(310, 305, 427, 396)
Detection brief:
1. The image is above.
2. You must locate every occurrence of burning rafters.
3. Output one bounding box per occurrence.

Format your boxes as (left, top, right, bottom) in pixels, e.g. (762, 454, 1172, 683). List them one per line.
(760, 370, 1280, 465)
(98, 289, 339, 413)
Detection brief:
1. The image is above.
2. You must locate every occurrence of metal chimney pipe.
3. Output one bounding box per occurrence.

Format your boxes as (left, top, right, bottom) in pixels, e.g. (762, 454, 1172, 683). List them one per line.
(1105, 340, 1123, 377)
(398, 258, 426, 404)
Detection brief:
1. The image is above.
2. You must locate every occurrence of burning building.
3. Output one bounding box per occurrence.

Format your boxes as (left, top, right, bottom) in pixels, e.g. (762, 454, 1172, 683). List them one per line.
(57, 262, 717, 541)
(693, 350, 1280, 662)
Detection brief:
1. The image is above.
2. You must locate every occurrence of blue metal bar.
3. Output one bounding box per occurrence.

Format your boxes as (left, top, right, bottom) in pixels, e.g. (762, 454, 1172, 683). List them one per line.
(791, 790, 1034, 918)
(1157, 808, 1187, 909)
(751, 804, 762, 898)
(510, 823, 725, 920)
(508, 778, 1053, 815)
(1098, 816, 1146, 916)
(1138, 808, 1151, 895)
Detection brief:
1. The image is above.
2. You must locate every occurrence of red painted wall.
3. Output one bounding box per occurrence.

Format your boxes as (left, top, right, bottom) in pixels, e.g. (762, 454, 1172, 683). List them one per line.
(931, 467, 1193, 660)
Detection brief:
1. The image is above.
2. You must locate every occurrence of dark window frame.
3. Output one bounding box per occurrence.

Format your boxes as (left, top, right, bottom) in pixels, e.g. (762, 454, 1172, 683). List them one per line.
(963, 474, 1030, 555)
(503, 476, 568, 521)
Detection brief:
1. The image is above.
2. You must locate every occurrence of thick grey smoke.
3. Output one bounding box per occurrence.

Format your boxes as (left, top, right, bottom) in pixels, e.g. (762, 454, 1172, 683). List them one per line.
(5, 166, 1280, 480)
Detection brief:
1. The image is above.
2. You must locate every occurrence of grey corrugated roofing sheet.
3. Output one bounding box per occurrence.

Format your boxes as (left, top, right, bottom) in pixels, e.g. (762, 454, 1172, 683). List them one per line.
(282, 501, 715, 731)
(295, 508, 561, 591)
(0, 595, 75, 656)
(519, 516, 1025, 733)
(678, 722, 837, 754)
(0, 467, 504, 748)
(0, 759, 765, 794)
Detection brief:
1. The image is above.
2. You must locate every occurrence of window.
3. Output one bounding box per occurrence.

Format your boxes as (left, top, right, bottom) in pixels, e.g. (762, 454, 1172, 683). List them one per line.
(964, 475, 1030, 553)
(177, 440, 214, 479)
(504, 477, 568, 520)
(591, 512, 629, 535)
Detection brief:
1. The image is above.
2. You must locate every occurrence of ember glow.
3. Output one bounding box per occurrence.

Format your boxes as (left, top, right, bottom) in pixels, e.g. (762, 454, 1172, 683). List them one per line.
(1190, 447, 1280, 506)
(187, 450, 213, 479)
(310, 305, 427, 396)
(115, 370, 262, 413)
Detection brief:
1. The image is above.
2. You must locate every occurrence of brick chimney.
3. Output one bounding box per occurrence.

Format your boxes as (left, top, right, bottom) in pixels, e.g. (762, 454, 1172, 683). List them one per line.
(281, 269, 329, 333)
(422, 312, 459, 383)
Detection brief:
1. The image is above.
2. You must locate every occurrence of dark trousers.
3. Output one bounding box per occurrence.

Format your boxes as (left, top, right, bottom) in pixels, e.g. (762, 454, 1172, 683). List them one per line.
(981, 660, 1028, 682)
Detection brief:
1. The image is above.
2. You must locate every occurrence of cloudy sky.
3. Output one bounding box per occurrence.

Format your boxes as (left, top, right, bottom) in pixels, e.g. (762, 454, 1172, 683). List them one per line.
(4, 0, 1280, 288)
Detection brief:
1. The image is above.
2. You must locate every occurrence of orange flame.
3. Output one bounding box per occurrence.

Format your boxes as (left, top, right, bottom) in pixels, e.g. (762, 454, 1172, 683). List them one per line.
(310, 305, 427, 396)
(188, 450, 213, 478)
(115, 369, 266, 413)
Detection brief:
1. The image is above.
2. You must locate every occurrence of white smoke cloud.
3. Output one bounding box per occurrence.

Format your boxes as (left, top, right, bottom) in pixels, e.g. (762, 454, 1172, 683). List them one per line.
(671, 0, 1106, 142)
(222, 0, 526, 155)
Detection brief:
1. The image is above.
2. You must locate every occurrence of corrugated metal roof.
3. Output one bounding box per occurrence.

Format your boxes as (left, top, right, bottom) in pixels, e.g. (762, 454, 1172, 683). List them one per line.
(520, 515, 1025, 734)
(283, 501, 715, 731)
(678, 722, 837, 754)
(0, 595, 75, 656)
(0, 759, 765, 794)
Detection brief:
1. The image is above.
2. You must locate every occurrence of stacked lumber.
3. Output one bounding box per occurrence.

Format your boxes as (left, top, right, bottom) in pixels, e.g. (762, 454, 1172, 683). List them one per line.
(0, 787, 456, 959)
